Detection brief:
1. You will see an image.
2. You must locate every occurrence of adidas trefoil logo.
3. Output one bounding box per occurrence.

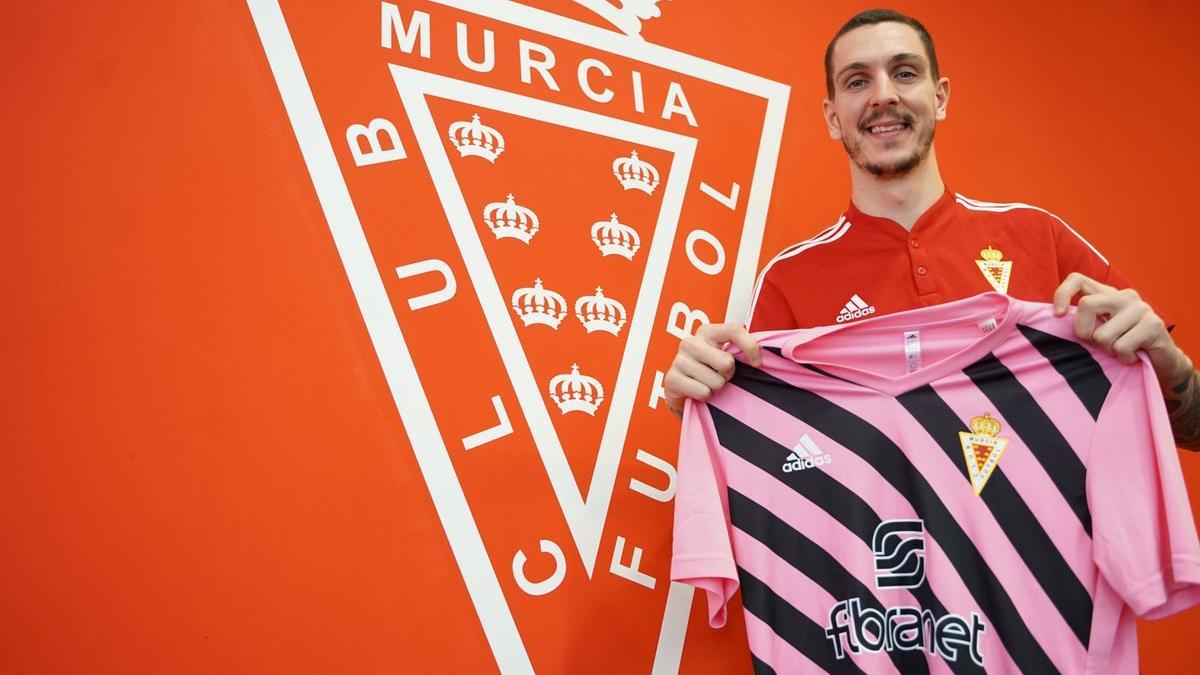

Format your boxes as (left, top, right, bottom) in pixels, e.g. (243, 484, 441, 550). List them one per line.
(782, 434, 832, 473)
(836, 294, 876, 323)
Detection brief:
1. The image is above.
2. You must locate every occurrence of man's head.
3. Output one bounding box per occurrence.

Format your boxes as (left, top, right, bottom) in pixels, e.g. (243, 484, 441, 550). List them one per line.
(824, 10, 938, 99)
(822, 9, 949, 179)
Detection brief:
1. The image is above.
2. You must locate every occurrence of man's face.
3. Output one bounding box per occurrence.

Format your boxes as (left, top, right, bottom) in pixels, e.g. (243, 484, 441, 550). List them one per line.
(823, 22, 949, 178)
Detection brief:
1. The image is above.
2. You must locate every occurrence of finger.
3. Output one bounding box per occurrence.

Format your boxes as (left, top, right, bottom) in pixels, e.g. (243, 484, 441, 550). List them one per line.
(1110, 328, 1146, 365)
(680, 335, 730, 365)
(725, 328, 762, 366)
(663, 360, 714, 402)
(1072, 295, 1102, 342)
(708, 349, 738, 381)
(695, 322, 744, 345)
(675, 353, 730, 396)
(1110, 313, 1169, 365)
(1072, 293, 1123, 342)
(1090, 302, 1145, 354)
(1052, 273, 1109, 314)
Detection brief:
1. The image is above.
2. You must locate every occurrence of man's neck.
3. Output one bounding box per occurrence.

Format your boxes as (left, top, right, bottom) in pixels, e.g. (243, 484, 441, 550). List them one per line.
(849, 149, 946, 230)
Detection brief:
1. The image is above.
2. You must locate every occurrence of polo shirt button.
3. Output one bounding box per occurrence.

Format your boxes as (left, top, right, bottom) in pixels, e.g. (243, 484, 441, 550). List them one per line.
(910, 238, 919, 248)
(916, 265, 928, 276)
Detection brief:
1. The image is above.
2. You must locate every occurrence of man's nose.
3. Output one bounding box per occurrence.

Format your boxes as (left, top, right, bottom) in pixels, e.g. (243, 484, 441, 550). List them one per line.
(869, 76, 899, 106)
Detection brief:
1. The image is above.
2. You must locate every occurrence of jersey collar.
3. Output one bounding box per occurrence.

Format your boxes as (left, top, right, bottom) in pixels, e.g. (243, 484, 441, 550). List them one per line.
(779, 292, 1024, 396)
(845, 188, 957, 238)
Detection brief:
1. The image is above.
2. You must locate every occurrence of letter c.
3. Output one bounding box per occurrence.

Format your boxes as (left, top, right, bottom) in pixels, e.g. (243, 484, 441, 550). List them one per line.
(512, 539, 567, 596)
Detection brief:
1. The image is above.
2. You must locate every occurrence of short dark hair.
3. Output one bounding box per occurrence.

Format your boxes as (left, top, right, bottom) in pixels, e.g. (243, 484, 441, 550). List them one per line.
(824, 9, 939, 98)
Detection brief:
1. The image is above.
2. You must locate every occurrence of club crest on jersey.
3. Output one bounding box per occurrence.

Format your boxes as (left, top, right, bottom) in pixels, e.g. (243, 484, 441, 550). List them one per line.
(958, 412, 1009, 496)
(975, 246, 1012, 294)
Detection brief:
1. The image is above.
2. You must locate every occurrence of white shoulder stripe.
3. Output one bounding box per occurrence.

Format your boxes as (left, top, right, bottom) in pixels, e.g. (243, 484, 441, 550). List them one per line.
(954, 193, 1109, 266)
(744, 217, 851, 325)
(769, 218, 846, 259)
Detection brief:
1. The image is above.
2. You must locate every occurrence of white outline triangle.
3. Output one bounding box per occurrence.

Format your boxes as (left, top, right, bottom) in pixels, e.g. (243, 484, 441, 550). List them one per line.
(392, 65, 696, 576)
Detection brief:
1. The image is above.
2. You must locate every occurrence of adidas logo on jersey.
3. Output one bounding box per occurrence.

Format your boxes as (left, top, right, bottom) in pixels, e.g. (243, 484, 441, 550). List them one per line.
(782, 434, 832, 473)
(836, 294, 876, 323)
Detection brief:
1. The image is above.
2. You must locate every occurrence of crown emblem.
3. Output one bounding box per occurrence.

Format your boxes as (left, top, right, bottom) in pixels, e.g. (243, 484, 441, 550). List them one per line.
(591, 213, 641, 260)
(612, 150, 659, 194)
(511, 278, 568, 329)
(969, 412, 1002, 437)
(448, 114, 505, 162)
(571, 0, 664, 38)
(548, 364, 605, 415)
(959, 412, 1009, 496)
(575, 287, 627, 335)
(975, 244, 1013, 294)
(483, 194, 539, 243)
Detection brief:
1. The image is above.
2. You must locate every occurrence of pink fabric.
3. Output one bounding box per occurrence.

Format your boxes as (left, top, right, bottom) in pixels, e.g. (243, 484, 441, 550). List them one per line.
(672, 293, 1200, 673)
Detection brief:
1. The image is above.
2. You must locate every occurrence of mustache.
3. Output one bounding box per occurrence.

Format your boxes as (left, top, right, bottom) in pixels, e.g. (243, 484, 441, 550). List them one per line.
(860, 111, 915, 130)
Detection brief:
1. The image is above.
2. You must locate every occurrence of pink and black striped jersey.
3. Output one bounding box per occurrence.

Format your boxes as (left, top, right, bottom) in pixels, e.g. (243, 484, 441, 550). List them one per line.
(671, 293, 1200, 674)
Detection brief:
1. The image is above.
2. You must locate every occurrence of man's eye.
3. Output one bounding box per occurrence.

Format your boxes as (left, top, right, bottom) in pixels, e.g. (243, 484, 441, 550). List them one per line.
(896, 70, 917, 80)
(847, 78, 867, 89)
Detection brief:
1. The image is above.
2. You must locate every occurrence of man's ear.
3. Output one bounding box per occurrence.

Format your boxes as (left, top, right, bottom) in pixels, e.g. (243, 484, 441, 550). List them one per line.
(822, 97, 842, 140)
(934, 76, 950, 122)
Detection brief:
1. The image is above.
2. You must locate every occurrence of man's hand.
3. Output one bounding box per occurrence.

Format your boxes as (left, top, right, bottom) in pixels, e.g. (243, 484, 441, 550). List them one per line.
(1052, 273, 1188, 381)
(663, 323, 762, 416)
(1053, 272, 1200, 450)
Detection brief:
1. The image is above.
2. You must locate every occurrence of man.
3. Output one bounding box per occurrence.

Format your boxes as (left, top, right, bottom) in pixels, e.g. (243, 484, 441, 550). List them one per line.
(663, 9, 1200, 450)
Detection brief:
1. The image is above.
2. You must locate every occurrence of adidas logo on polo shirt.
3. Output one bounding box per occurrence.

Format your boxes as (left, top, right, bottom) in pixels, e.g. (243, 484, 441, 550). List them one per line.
(836, 294, 876, 323)
(782, 434, 832, 473)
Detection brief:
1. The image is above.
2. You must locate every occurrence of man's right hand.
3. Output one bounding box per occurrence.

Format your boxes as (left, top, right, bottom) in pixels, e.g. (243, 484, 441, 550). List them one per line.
(663, 323, 763, 415)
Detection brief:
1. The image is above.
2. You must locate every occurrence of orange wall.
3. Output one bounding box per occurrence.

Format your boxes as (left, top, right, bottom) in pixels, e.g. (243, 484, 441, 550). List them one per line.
(3, 1, 1199, 673)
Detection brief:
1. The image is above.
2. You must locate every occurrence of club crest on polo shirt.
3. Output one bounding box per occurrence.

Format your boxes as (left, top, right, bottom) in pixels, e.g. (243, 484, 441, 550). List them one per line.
(958, 412, 1009, 495)
(836, 294, 876, 323)
(975, 246, 1012, 294)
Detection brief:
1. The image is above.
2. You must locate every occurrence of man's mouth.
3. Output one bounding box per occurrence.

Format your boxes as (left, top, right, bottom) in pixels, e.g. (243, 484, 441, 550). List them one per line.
(865, 121, 909, 136)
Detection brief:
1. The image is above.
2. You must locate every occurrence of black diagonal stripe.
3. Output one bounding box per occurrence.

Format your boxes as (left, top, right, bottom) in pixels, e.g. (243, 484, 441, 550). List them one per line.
(803, 363, 860, 386)
(750, 653, 777, 675)
(1017, 324, 1111, 420)
(738, 568, 866, 675)
(730, 362, 1057, 673)
(709, 404, 879, 544)
(710, 405, 981, 674)
(729, 489, 933, 675)
(762, 345, 783, 358)
(898, 384, 1093, 645)
(963, 353, 1091, 533)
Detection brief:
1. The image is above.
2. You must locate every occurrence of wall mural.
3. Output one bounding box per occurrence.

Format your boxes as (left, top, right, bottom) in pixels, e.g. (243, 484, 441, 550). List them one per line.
(249, 0, 788, 670)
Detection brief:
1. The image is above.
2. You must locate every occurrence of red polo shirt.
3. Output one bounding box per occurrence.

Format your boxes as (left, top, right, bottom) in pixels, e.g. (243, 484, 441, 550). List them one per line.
(748, 190, 1135, 331)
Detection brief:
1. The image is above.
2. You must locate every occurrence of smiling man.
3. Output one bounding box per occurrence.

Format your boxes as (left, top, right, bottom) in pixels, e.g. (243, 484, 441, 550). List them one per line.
(662, 8, 1200, 450)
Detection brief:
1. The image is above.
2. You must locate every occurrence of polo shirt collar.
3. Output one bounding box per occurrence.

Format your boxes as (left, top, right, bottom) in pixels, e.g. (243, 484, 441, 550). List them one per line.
(845, 188, 956, 237)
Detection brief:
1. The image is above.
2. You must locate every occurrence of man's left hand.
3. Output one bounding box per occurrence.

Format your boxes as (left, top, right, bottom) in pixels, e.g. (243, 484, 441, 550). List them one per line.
(1052, 272, 1192, 383)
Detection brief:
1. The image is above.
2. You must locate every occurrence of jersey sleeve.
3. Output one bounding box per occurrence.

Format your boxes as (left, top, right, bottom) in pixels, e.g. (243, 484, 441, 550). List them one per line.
(671, 400, 739, 628)
(1087, 359, 1200, 619)
(747, 268, 797, 332)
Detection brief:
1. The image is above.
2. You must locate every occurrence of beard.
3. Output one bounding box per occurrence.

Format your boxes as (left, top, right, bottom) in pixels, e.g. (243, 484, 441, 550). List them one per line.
(843, 113, 935, 178)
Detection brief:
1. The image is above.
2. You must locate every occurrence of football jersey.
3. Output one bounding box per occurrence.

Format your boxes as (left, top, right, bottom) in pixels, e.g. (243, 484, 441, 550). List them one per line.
(746, 191, 1136, 332)
(672, 293, 1200, 674)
